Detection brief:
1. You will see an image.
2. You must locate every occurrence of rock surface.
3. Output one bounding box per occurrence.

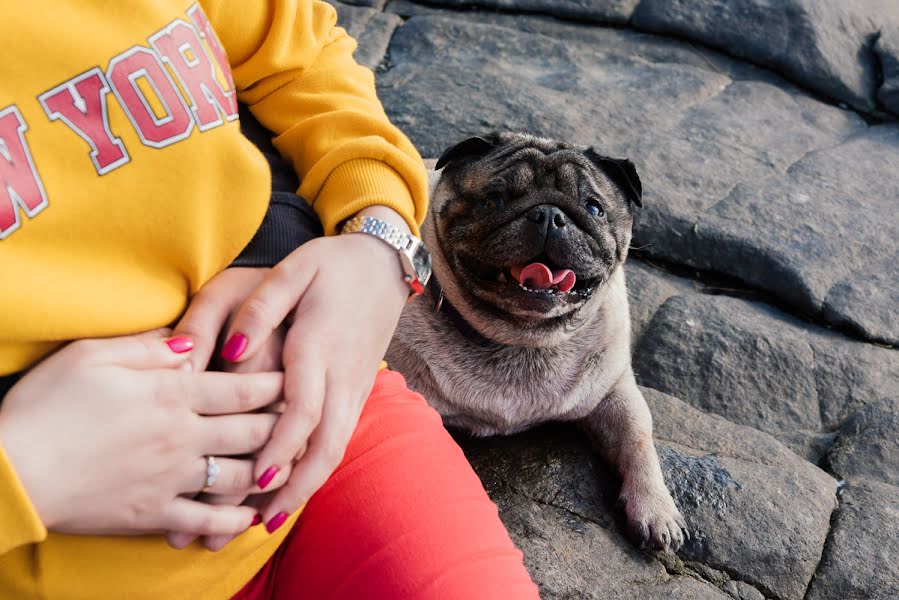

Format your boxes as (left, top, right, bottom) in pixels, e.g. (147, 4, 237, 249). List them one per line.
(394, 0, 638, 23)
(332, 1, 899, 597)
(877, 27, 899, 115)
(805, 479, 899, 600)
(624, 260, 697, 344)
(456, 388, 837, 600)
(633, 294, 899, 437)
(327, 0, 401, 69)
(826, 398, 899, 487)
(631, 0, 892, 113)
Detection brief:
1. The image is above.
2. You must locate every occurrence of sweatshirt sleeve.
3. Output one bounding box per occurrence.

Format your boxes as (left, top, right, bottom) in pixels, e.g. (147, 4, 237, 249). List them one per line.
(0, 441, 47, 554)
(200, 0, 428, 236)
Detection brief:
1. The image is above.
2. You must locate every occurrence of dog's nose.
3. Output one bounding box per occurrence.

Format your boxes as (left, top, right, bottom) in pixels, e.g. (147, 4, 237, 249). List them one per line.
(527, 205, 567, 230)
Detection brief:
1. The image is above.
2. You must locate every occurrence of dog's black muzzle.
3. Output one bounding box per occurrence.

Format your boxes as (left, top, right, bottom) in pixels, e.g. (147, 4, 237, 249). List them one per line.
(527, 204, 569, 245)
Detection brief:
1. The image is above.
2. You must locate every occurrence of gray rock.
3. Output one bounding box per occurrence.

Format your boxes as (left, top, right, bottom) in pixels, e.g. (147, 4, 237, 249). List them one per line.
(734, 580, 766, 600)
(329, 1, 402, 69)
(631, 0, 894, 113)
(504, 496, 733, 599)
(633, 294, 899, 436)
(805, 479, 899, 600)
(459, 427, 729, 599)
(693, 125, 899, 347)
(335, 0, 387, 9)
(875, 26, 899, 115)
(378, 15, 897, 343)
(645, 389, 837, 600)
(457, 388, 837, 600)
(624, 260, 698, 345)
(827, 398, 899, 487)
(390, 0, 638, 24)
(778, 430, 838, 466)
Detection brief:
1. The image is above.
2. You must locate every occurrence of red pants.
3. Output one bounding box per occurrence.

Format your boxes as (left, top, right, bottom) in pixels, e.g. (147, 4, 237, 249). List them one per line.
(233, 370, 540, 600)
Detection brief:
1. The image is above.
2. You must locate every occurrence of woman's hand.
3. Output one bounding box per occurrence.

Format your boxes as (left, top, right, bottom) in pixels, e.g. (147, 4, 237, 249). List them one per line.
(165, 267, 288, 551)
(0, 330, 285, 537)
(220, 206, 410, 532)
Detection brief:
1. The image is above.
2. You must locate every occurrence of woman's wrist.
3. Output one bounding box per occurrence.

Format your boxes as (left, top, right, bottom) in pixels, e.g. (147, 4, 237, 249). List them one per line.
(343, 206, 415, 303)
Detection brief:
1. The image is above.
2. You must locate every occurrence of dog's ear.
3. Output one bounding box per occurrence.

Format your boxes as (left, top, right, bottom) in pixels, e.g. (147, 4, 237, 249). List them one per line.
(435, 134, 499, 170)
(584, 149, 643, 208)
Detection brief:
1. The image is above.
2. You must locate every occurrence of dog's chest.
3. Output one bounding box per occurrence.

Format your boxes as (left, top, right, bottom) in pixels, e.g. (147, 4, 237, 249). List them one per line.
(419, 339, 613, 434)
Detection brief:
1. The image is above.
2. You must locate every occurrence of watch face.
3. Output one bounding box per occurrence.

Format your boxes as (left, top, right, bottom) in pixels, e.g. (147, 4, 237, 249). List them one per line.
(412, 243, 433, 284)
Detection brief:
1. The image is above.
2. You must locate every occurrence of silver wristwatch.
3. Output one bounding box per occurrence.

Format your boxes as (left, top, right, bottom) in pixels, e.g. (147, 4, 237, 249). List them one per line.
(340, 215, 432, 296)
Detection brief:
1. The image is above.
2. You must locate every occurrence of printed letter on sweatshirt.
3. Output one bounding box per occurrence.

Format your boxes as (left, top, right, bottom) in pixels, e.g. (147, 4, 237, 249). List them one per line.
(0, 106, 48, 240)
(150, 19, 238, 131)
(107, 47, 194, 148)
(39, 68, 130, 176)
(187, 4, 237, 111)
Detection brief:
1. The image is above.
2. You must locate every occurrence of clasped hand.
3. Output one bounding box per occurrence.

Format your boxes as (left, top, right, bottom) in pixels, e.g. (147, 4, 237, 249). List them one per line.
(0, 209, 410, 550)
(168, 210, 410, 550)
(0, 330, 284, 538)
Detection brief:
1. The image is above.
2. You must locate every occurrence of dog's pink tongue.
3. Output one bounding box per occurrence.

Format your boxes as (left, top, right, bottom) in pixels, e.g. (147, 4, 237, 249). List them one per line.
(511, 263, 576, 292)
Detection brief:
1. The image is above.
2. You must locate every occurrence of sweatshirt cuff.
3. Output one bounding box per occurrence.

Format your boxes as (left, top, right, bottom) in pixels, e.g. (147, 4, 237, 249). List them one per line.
(313, 159, 420, 237)
(0, 441, 47, 553)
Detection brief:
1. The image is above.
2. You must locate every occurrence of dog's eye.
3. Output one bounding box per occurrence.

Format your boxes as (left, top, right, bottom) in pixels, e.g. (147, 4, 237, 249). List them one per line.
(585, 200, 605, 217)
(479, 195, 504, 211)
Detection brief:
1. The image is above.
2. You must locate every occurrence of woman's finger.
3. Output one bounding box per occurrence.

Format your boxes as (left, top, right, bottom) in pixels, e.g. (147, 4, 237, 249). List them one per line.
(74, 329, 193, 370)
(259, 375, 359, 530)
(197, 413, 278, 456)
(174, 268, 270, 371)
(165, 530, 198, 550)
(180, 457, 274, 495)
(160, 497, 257, 537)
(173, 283, 237, 373)
(201, 494, 269, 551)
(166, 492, 259, 550)
(251, 343, 325, 493)
(177, 370, 284, 415)
(219, 256, 318, 365)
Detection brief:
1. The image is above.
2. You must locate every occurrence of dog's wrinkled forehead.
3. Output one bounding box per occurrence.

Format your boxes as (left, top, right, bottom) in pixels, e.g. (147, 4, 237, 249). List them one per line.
(435, 132, 642, 210)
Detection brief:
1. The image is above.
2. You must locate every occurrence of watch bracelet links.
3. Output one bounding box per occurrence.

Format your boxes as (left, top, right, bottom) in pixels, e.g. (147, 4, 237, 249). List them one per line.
(340, 215, 415, 252)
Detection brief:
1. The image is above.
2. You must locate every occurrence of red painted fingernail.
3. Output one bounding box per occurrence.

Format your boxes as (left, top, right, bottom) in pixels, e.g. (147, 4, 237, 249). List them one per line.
(251, 514, 262, 526)
(166, 336, 194, 354)
(266, 512, 289, 534)
(257, 466, 279, 490)
(220, 333, 248, 362)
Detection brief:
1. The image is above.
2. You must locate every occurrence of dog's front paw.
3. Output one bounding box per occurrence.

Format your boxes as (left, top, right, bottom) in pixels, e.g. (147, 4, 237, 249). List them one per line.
(619, 478, 688, 553)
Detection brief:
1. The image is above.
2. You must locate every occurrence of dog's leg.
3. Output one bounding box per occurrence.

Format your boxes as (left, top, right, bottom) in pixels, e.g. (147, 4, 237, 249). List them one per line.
(580, 369, 686, 552)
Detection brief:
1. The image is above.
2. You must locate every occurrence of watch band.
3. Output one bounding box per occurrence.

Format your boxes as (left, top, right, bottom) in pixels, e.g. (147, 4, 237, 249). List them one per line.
(341, 215, 417, 253)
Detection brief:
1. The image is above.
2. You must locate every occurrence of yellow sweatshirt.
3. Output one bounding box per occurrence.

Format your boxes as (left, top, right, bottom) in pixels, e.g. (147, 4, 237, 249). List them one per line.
(0, 1, 427, 597)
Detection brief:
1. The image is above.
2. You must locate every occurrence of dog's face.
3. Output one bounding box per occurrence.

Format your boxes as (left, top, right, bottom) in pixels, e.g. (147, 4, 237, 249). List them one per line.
(428, 132, 642, 346)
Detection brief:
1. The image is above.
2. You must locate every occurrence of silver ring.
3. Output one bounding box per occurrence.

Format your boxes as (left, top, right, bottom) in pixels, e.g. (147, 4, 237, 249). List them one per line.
(203, 456, 221, 490)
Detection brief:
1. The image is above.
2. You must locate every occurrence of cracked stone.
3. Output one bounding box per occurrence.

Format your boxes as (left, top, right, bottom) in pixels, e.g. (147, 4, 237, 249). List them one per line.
(329, 0, 403, 69)
(646, 389, 837, 600)
(875, 26, 899, 116)
(778, 430, 838, 466)
(695, 125, 899, 347)
(624, 260, 698, 345)
(334, 0, 388, 10)
(631, 0, 897, 113)
(633, 294, 899, 436)
(456, 387, 836, 600)
(396, 0, 638, 23)
(805, 478, 899, 600)
(826, 397, 899, 487)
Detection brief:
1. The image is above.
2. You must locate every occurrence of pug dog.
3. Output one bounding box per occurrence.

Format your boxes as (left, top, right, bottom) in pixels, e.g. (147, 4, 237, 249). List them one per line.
(385, 132, 687, 552)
